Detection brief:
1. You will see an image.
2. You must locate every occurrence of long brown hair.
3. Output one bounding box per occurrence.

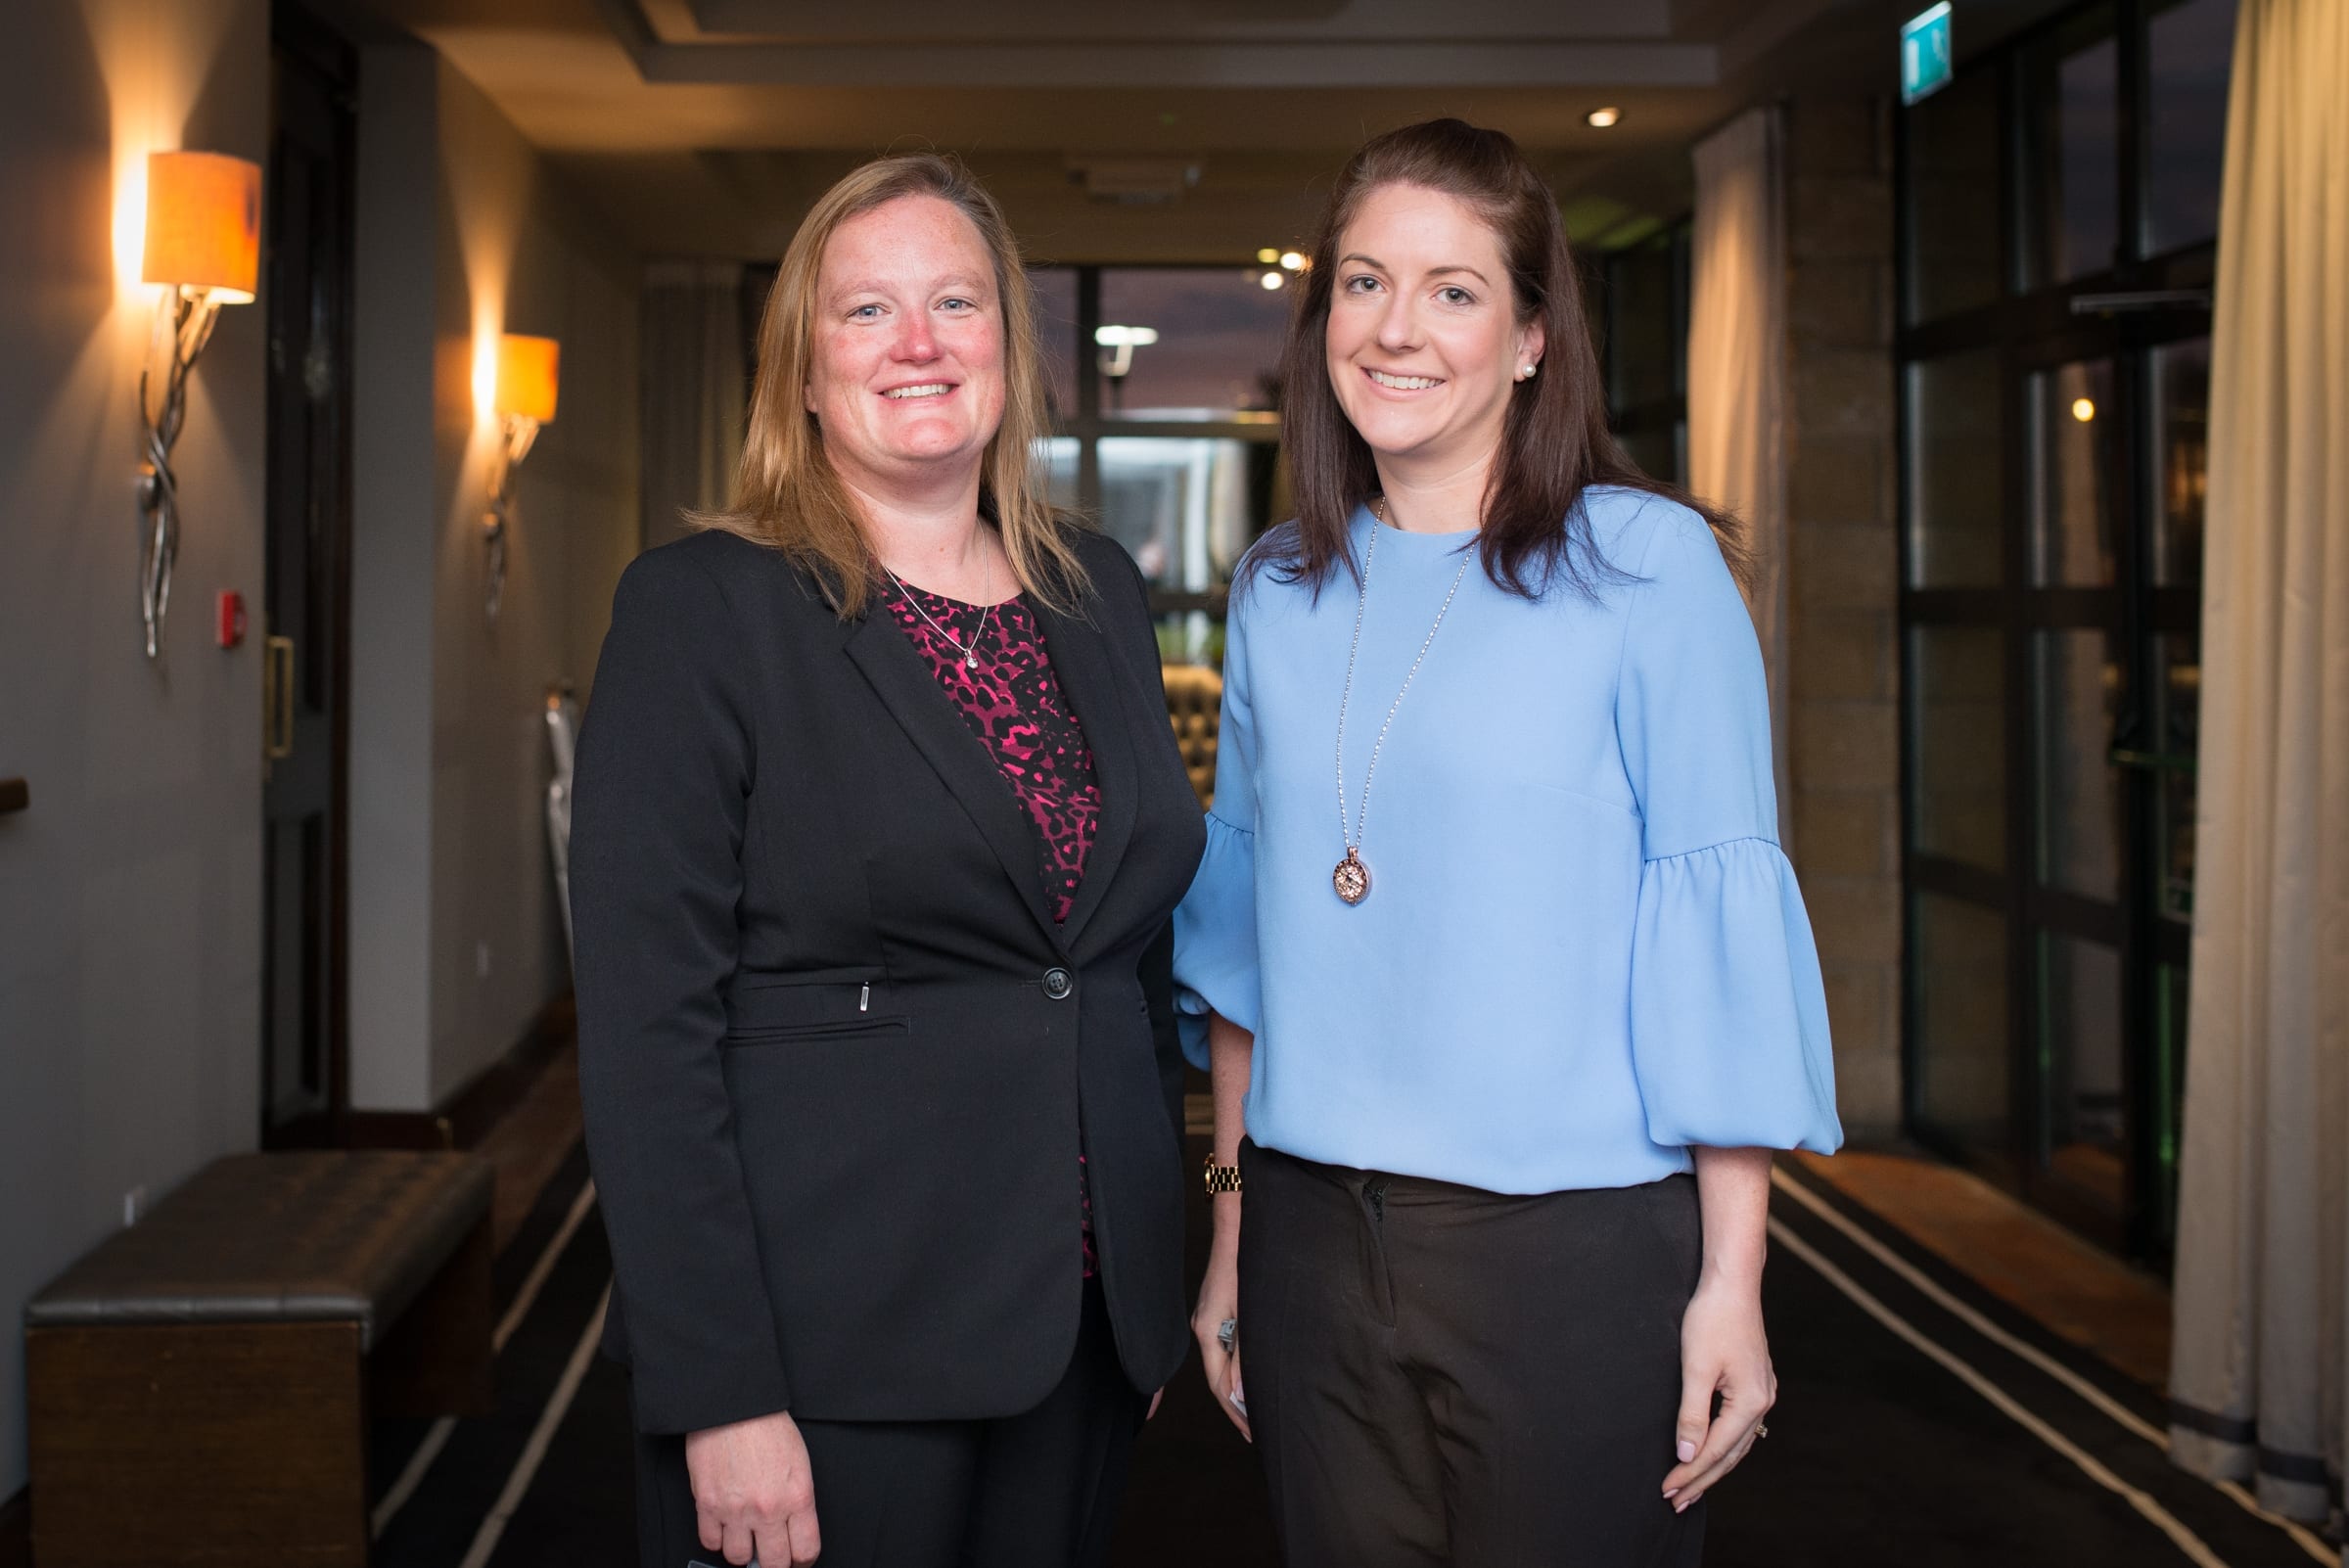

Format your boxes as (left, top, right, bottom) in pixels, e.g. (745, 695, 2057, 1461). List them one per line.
(1257, 117, 1746, 600)
(696, 154, 1086, 617)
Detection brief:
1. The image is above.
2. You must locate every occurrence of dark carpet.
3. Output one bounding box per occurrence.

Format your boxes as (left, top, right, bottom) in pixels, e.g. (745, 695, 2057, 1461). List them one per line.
(373, 1139, 2330, 1568)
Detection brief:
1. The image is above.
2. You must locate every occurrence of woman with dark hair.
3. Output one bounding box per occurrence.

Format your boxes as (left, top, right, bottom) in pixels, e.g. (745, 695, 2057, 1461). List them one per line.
(1176, 118, 1842, 1566)
(571, 154, 1203, 1568)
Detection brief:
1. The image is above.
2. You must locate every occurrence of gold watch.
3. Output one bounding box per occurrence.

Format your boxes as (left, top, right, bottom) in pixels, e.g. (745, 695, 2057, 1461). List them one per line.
(1203, 1155, 1243, 1195)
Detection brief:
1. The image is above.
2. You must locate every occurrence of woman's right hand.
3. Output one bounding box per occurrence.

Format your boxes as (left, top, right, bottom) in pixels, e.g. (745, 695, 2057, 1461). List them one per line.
(1192, 1212, 1251, 1441)
(684, 1410, 822, 1566)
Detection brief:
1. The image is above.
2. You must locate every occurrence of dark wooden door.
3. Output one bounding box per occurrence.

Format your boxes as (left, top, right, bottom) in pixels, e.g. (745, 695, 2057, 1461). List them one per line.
(260, 9, 355, 1145)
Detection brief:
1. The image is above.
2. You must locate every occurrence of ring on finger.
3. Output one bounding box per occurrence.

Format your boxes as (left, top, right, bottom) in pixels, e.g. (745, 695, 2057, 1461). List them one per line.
(1217, 1318, 1237, 1355)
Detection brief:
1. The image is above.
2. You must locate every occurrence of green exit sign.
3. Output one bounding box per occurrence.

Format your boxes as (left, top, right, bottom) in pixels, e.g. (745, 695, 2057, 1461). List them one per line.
(1903, 2, 1955, 105)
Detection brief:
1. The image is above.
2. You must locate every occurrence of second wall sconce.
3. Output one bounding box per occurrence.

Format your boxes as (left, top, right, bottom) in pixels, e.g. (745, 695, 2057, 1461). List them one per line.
(483, 333, 560, 623)
(138, 151, 261, 660)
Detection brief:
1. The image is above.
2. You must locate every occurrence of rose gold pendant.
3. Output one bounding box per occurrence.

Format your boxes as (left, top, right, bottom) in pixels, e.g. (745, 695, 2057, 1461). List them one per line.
(1332, 848, 1370, 905)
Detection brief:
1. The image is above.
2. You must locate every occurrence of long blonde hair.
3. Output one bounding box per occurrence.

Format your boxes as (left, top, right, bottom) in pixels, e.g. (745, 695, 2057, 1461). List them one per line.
(697, 154, 1086, 617)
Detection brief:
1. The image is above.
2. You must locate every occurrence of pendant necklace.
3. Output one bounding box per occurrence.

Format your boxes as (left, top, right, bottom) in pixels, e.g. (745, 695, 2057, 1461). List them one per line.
(1331, 497, 1473, 906)
(886, 567, 998, 669)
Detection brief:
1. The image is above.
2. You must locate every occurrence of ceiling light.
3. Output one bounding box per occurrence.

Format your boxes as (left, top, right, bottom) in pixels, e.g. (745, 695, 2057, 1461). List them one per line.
(1279, 251, 1306, 271)
(1261, 271, 1285, 291)
(1094, 325, 1160, 346)
(1587, 107, 1622, 129)
(2072, 397, 2096, 422)
(1257, 247, 1280, 264)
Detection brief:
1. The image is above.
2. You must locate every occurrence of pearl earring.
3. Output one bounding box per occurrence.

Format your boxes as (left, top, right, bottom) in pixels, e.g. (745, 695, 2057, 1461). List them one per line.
(1519, 364, 1538, 381)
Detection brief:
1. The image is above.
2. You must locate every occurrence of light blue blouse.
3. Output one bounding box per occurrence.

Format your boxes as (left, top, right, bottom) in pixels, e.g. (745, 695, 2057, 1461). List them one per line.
(1174, 488, 1843, 1194)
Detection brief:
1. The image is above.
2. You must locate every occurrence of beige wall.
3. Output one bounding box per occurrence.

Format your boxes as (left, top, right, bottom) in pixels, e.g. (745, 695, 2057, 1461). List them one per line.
(1780, 96, 1903, 1138)
(349, 52, 641, 1111)
(0, 0, 270, 1501)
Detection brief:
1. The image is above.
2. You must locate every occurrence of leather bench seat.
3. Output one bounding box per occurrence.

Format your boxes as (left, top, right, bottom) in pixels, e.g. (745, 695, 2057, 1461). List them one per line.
(24, 1150, 497, 1568)
(27, 1151, 492, 1351)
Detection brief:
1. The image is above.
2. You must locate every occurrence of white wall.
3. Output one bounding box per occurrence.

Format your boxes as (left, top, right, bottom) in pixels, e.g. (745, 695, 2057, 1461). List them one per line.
(0, 0, 270, 1501)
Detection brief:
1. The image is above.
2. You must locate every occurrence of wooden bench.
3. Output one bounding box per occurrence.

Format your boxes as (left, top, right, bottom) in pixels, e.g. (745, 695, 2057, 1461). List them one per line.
(23, 1151, 495, 1568)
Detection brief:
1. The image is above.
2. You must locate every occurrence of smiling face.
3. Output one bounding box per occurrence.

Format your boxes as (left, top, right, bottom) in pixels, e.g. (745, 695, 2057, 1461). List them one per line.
(806, 193, 1008, 497)
(1324, 181, 1543, 483)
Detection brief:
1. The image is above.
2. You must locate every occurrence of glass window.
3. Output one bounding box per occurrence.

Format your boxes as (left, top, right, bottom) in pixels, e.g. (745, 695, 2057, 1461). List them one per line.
(1031, 436, 1080, 512)
(1607, 238, 1678, 413)
(2155, 632, 2199, 922)
(1096, 437, 1273, 590)
(1904, 66, 2004, 322)
(2032, 358, 2117, 586)
(1914, 892, 2012, 1145)
(2022, 17, 2122, 287)
(1096, 269, 1289, 418)
(1912, 627, 2006, 871)
(2146, 0, 2238, 254)
(1908, 348, 2004, 586)
(2040, 932, 2126, 1212)
(2035, 628, 2124, 899)
(1029, 267, 1081, 424)
(2149, 338, 2210, 585)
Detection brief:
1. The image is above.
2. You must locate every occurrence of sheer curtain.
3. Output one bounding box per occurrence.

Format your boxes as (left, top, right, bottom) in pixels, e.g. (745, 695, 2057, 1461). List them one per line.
(2167, 0, 2349, 1541)
(1686, 106, 1791, 845)
(639, 262, 747, 552)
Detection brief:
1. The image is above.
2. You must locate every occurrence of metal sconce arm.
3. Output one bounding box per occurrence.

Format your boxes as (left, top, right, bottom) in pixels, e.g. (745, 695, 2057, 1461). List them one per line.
(481, 413, 540, 623)
(136, 287, 228, 660)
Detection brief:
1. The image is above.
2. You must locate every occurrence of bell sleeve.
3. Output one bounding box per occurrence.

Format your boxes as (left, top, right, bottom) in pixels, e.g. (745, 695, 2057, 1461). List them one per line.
(1171, 602, 1264, 1070)
(1618, 509, 1843, 1154)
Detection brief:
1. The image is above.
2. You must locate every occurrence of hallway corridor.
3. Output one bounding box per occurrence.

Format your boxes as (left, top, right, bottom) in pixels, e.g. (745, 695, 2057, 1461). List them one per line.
(370, 1105, 2326, 1568)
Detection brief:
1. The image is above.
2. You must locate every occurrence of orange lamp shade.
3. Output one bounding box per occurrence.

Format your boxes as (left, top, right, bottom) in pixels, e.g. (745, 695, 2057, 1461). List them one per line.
(141, 152, 261, 302)
(496, 334, 561, 423)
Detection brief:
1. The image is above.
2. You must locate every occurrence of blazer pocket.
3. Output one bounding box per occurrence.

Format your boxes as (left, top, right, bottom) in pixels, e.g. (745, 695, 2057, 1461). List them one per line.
(722, 1015, 912, 1049)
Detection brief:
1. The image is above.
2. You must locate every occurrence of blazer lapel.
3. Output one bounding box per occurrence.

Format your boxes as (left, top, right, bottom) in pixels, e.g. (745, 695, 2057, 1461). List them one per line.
(1033, 596, 1139, 950)
(841, 611, 1062, 945)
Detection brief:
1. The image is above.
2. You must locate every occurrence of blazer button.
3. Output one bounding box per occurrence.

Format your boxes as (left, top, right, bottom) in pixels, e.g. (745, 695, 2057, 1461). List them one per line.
(1042, 967, 1074, 1000)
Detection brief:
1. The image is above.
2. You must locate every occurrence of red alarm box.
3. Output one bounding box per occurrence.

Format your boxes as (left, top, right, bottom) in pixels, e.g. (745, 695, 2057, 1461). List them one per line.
(217, 591, 247, 649)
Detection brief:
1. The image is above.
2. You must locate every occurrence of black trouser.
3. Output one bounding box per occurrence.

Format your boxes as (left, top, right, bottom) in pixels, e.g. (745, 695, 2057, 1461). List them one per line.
(632, 1275, 1146, 1568)
(1237, 1139, 1707, 1568)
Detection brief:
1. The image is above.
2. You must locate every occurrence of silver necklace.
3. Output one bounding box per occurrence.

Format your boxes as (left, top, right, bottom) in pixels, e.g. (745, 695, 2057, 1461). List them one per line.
(1332, 497, 1473, 905)
(887, 567, 999, 669)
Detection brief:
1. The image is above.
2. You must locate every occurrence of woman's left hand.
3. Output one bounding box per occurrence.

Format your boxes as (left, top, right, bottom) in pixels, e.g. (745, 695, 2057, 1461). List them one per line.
(1661, 1274, 1775, 1512)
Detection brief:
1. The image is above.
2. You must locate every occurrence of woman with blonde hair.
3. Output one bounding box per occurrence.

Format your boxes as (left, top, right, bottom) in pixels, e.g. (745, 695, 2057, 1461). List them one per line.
(1178, 117, 1842, 1565)
(571, 154, 1205, 1568)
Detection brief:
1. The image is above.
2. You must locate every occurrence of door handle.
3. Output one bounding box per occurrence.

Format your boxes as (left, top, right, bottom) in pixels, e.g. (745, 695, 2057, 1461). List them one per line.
(264, 635, 297, 762)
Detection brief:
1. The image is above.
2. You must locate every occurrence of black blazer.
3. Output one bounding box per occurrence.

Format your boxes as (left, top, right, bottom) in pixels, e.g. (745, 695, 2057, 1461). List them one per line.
(570, 526, 1207, 1436)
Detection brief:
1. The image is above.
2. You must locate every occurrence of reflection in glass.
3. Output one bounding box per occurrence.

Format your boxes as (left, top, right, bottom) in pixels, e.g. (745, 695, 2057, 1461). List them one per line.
(2032, 360, 2116, 586)
(2041, 932, 2125, 1213)
(2037, 629, 2123, 899)
(2156, 633, 2198, 921)
(1915, 893, 2011, 1146)
(2149, 340, 2210, 585)
(2147, 0, 2238, 254)
(1912, 627, 2005, 871)
(1097, 269, 1289, 417)
(1031, 436, 1080, 513)
(1030, 267, 1080, 423)
(1908, 349, 2004, 586)
(2026, 22, 2120, 285)
(1904, 66, 2003, 322)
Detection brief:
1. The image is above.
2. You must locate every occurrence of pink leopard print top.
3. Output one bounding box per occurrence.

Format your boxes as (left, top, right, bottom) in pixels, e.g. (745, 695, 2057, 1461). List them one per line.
(884, 580, 1105, 1275)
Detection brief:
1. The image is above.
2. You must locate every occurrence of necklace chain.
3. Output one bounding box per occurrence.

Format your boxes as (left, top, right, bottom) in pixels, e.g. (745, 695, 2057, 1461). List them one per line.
(886, 568, 999, 669)
(1335, 497, 1474, 875)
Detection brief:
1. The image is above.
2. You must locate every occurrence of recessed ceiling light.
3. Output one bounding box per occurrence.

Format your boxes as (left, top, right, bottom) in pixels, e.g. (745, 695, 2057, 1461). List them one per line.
(1279, 251, 1306, 270)
(1261, 271, 1285, 291)
(1257, 247, 1280, 264)
(1587, 107, 1622, 128)
(2072, 397, 2096, 422)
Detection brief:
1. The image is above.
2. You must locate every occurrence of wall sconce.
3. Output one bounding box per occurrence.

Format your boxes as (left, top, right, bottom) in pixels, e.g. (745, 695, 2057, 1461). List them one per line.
(137, 151, 261, 660)
(483, 333, 559, 623)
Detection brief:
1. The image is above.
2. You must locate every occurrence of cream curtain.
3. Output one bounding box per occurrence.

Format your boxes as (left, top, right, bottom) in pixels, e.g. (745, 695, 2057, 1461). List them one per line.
(640, 261, 748, 552)
(2167, 0, 2349, 1542)
(1686, 105, 1792, 846)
